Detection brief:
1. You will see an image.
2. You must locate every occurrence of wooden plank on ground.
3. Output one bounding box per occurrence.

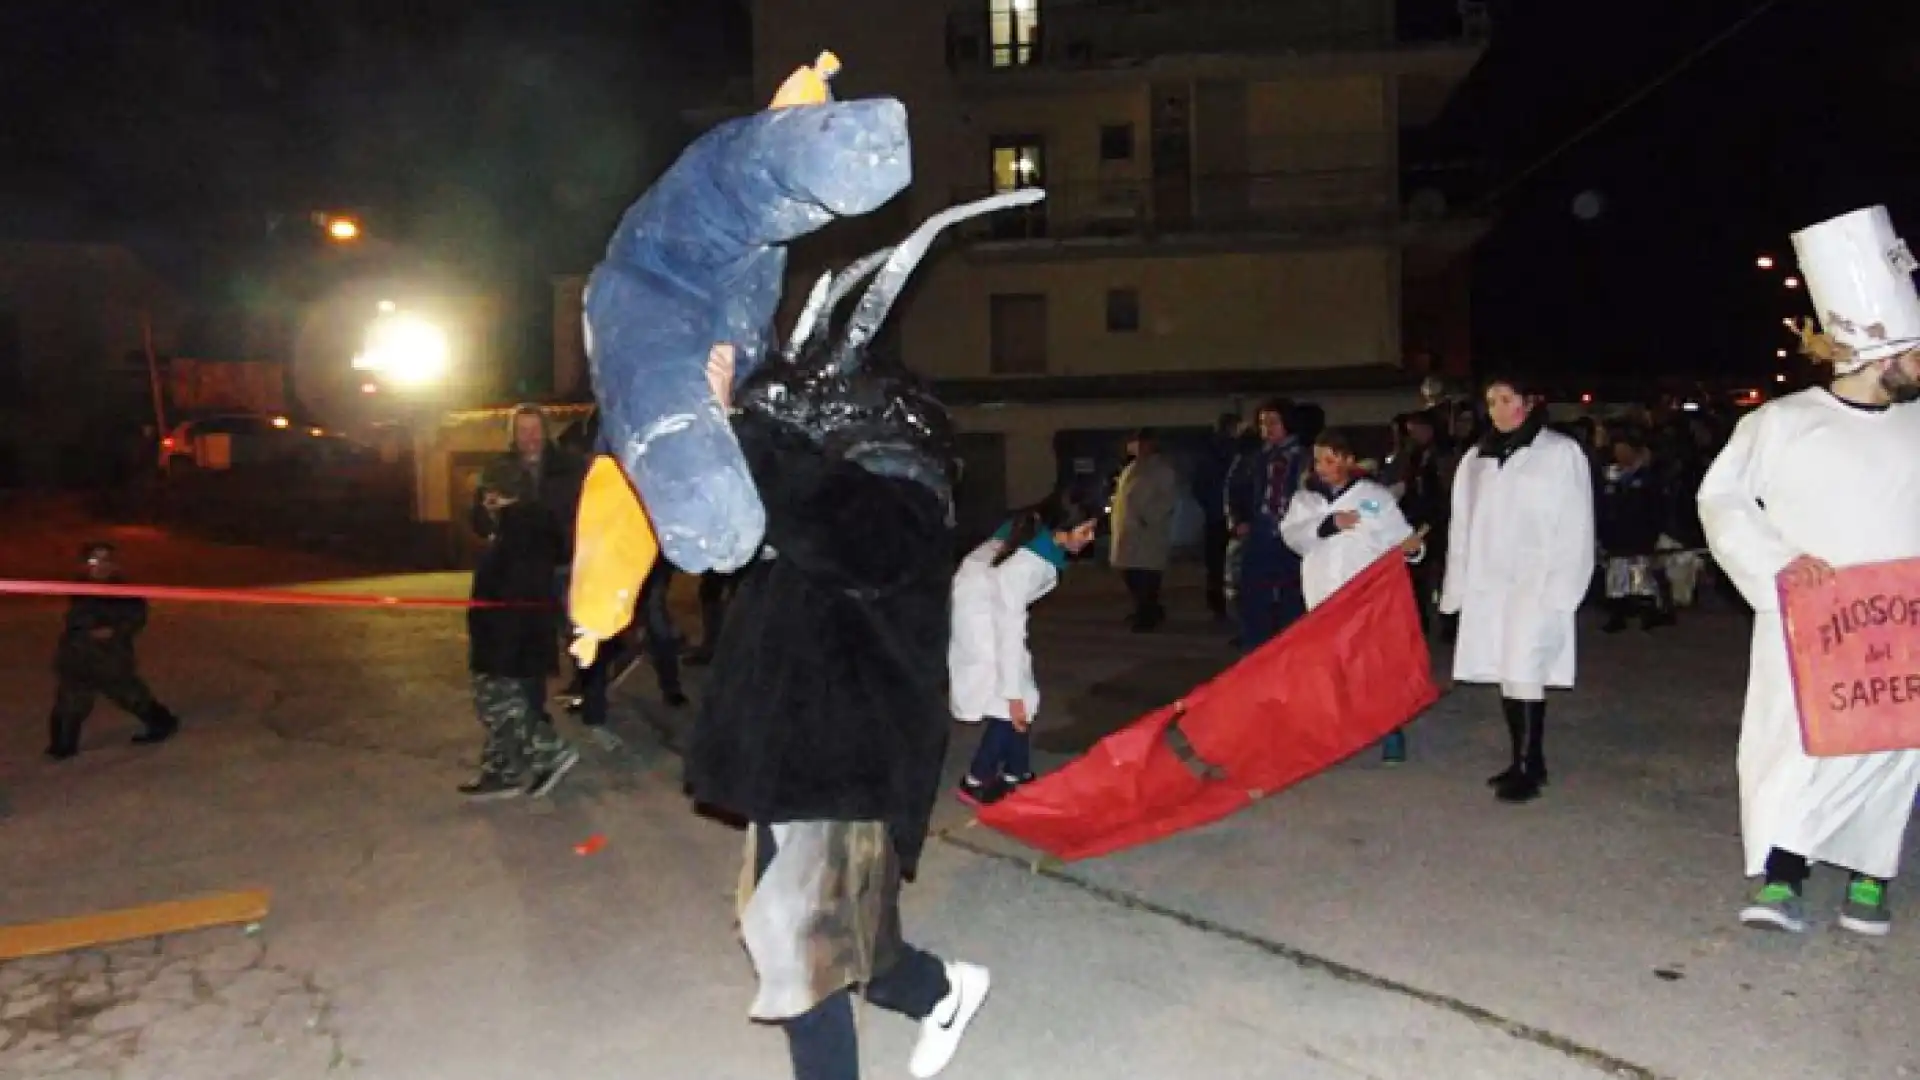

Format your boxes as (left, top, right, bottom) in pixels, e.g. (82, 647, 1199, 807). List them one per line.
(0, 889, 271, 962)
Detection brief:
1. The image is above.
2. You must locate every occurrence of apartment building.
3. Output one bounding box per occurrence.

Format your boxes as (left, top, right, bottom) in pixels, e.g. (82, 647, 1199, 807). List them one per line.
(674, 0, 1491, 538)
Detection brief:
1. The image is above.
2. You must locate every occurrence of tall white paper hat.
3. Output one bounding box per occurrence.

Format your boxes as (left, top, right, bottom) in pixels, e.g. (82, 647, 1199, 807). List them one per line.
(1789, 206, 1920, 372)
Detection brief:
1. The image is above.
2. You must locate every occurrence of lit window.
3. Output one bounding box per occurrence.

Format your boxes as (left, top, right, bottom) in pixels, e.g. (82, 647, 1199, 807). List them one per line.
(989, 0, 1040, 68)
(991, 140, 1045, 192)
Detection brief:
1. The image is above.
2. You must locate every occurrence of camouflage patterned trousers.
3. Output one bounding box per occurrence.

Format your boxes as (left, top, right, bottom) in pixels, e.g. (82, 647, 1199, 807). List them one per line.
(470, 675, 571, 783)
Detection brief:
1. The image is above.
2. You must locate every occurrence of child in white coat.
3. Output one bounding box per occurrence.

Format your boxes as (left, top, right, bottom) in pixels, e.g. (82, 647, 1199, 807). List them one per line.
(1282, 430, 1428, 763)
(950, 496, 1099, 806)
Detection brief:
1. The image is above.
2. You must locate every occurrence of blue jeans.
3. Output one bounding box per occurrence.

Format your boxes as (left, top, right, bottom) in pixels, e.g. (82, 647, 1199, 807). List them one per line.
(966, 718, 1031, 783)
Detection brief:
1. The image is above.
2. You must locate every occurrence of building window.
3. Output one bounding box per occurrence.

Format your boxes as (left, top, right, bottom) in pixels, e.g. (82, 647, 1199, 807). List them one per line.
(1105, 288, 1140, 333)
(990, 136, 1047, 239)
(991, 137, 1045, 192)
(1099, 123, 1133, 162)
(989, 0, 1040, 68)
(990, 293, 1048, 374)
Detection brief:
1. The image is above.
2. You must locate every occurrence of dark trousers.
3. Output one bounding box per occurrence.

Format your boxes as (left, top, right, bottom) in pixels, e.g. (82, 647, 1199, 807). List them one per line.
(965, 718, 1031, 783)
(48, 666, 164, 755)
(1202, 517, 1229, 616)
(752, 824, 950, 1080)
(1237, 580, 1306, 650)
(1122, 568, 1164, 629)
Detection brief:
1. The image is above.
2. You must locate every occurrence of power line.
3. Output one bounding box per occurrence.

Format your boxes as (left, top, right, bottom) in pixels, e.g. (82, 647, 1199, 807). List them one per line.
(1475, 0, 1791, 212)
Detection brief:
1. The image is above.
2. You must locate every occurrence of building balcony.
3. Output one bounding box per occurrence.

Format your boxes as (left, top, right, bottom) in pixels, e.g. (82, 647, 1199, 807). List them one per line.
(948, 160, 1486, 256)
(945, 0, 1489, 79)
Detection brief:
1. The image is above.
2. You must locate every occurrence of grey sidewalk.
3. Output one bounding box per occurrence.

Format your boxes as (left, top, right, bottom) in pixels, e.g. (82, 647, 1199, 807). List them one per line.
(0, 554, 1914, 1078)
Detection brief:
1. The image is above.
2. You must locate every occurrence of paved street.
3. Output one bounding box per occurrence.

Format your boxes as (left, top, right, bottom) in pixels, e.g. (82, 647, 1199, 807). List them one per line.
(1, 524, 1915, 1079)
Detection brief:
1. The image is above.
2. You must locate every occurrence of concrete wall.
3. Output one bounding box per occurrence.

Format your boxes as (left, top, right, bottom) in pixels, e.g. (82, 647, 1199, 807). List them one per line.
(906, 245, 1400, 378)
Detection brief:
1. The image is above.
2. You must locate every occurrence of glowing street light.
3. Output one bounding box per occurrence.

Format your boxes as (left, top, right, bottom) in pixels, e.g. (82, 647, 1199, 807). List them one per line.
(1756, 255, 1776, 270)
(1776, 348, 1789, 358)
(1775, 373, 1788, 383)
(1784, 276, 1800, 289)
(353, 312, 451, 388)
(326, 217, 361, 242)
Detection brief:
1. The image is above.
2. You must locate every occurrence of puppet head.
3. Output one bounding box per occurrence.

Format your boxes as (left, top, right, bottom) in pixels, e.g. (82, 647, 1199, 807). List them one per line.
(736, 189, 1047, 511)
(583, 55, 912, 579)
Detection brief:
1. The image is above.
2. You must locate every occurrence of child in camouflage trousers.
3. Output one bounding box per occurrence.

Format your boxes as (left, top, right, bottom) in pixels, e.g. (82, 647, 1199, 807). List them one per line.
(47, 542, 179, 759)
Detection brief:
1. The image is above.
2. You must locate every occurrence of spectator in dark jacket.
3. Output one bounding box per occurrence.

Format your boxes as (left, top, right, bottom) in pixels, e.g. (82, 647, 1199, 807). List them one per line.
(1191, 412, 1241, 620)
(46, 542, 178, 759)
(1392, 411, 1449, 634)
(463, 450, 580, 801)
(1597, 431, 1675, 632)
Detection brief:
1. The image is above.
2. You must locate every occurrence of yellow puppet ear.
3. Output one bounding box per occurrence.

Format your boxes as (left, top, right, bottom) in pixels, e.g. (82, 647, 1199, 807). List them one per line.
(568, 455, 659, 663)
(768, 50, 841, 109)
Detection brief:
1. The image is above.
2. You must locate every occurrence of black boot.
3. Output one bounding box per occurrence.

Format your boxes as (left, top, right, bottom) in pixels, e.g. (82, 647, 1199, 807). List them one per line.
(132, 704, 179, 745)
(1485, 698, 1525, 788)
(1496, 700, 1547, 803)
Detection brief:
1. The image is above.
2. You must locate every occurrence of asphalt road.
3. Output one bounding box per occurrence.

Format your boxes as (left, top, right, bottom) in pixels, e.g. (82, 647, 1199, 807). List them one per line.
(0, 523, 1914, 1078)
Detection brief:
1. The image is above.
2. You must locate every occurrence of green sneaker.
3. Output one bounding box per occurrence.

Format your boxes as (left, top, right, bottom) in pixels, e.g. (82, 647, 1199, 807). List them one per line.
(1740, 881, 1807, 933)
(1839, 877, 1891, 937)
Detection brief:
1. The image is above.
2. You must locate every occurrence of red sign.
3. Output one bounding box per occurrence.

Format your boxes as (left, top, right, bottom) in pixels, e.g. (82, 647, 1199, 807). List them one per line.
(1780, 556, 1920, 756)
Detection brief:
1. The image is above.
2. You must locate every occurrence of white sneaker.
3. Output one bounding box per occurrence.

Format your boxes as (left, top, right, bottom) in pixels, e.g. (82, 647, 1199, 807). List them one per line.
(909, 961, 990, 1079)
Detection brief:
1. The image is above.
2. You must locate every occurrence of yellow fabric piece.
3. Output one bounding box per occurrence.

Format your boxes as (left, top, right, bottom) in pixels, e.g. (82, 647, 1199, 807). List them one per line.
(568, 454, 659, 665)
(769, 51, 841, 109)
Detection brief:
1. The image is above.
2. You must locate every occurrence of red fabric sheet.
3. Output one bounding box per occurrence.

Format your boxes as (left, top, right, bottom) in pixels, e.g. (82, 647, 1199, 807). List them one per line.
(978, 553, 1438, 861)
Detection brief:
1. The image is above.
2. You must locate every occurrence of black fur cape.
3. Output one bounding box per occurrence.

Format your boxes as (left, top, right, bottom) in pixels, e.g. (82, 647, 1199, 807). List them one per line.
(686, 408, 953, 879)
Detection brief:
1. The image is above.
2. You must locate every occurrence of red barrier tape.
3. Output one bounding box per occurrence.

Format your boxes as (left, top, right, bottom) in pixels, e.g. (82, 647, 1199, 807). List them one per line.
(0, 580, 548, 610)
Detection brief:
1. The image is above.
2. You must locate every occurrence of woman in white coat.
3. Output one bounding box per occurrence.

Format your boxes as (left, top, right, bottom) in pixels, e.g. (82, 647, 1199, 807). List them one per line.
(1440, 379, 1596, 803)
(1282, 430, 1430, 763)
(950, 496, 1099, 806)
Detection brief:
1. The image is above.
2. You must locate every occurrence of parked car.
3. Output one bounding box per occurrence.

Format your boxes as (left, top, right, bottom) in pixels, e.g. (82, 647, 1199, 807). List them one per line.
(159, 413, 372, 474)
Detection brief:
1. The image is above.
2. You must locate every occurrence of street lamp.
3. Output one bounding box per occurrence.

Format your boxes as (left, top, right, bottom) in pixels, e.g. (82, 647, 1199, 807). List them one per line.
(1784, 276, 1800, 289)
(353, 311, 451, 388)
(1757, 255, 1776, 270)
(1776, 348, 1788, 358)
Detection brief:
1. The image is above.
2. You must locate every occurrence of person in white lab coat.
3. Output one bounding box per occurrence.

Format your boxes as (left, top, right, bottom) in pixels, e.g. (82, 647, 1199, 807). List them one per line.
(1283, 430, 1430, 763)
(1700, 205, 1920, 937)
(1440, 378, 1596, 804)
(950, 496, 1100, 806)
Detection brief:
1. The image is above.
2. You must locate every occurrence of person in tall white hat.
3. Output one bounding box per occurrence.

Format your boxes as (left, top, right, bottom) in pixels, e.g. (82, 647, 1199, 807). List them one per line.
(1698, 205, 1920, 936)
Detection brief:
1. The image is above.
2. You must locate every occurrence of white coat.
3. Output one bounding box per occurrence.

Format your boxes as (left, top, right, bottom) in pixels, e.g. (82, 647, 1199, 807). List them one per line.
(1440, 426, 1595, 689)
(949, 537, 1062, 723)
(1110, 454, 1179, 571)
(1280, 477, 1421, 610)
(1698, 388, 1920, 880)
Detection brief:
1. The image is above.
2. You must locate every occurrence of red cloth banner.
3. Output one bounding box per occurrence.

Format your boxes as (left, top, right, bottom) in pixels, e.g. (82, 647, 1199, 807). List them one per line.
(978, 553, 1438, 862)
(1779, 556, 1920, 756)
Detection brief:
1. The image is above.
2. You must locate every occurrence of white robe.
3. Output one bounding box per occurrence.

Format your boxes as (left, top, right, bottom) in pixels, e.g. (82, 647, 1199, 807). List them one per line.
(1440, 427, 1595, 689)
(1280, 478, 1419, 610)
(949, 539, 1059, 722)
(1698, 388, 1920, 880)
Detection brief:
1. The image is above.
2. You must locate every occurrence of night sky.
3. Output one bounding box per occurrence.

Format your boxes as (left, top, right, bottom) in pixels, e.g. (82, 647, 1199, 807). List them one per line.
(1, 0, 1911, 383)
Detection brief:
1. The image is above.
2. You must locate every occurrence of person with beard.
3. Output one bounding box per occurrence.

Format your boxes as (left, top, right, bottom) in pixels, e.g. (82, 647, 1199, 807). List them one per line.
(1700, 205, 1920, 937)
(1440, 378, 1595, 804)
(690, 192, 1041, 1080)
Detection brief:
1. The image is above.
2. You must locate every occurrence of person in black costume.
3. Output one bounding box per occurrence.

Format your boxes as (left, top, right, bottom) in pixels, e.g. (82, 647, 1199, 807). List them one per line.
(688, 194, 1037, 1080)
(46, 542, 178, 759)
